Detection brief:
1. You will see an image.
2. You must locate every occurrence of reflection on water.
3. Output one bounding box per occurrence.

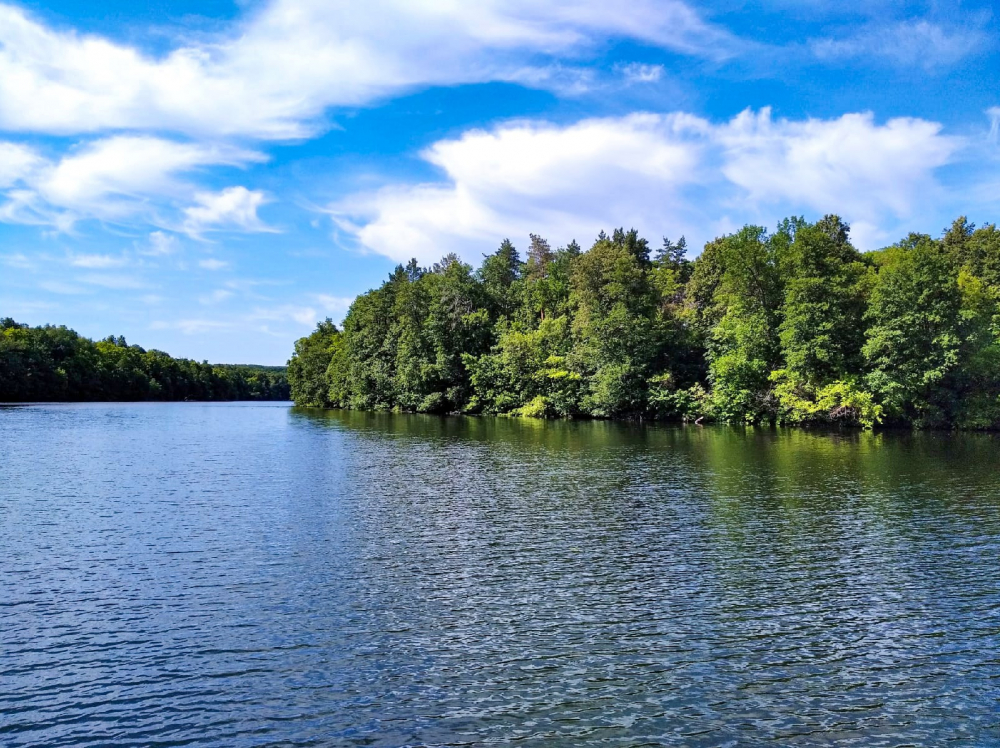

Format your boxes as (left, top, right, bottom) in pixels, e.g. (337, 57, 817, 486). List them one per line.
(2, 403, 999, 746)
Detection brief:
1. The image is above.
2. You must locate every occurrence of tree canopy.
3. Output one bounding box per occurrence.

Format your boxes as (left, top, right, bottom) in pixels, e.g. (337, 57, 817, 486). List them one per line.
(287, 214, 1000, 429)
(0, 319, 289, 402)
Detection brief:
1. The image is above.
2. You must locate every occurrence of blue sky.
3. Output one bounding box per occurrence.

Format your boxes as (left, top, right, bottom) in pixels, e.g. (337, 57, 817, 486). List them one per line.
(0, 0, 997, 364)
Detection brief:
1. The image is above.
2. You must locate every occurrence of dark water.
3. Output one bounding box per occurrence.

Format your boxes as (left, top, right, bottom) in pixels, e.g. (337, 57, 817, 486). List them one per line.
(2, 403, 999, 747)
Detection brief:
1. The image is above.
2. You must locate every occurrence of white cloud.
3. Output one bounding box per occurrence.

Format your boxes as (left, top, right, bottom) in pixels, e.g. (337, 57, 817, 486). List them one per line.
(151, 302, 324, 342)
(716, 108, 958, 220)
(139, 231, 180, 256)
(41, 137, 262, 223)
(616, 62, 665, 83)
(77, 272, 149, 290)
(316, 294, 355, 313)
(989, 107, 1000, 146)
(0, 142, 40, 187)
(182, 187, 274, 236)
(39, 280, 89, 295)
(198, 258, 230, 270)
(332, 108, 962, 260)
(315, 294, 354, 323)
(249, 304, 319, 326)
(199, 288, 235, 304)
(0, 1, 735, 140)
(811, 21, 986, 69)
(151, 318, 233, 335)
(69, 252, 128, 268)
(0, 136, 265, 230)
(1, 299, 57, 317)
(333, 113, 709, 262)
(1, 252, 34, 269)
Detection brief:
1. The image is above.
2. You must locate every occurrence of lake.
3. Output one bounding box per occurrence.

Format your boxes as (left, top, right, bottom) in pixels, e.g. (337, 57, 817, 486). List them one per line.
(2, 402, 999, 746)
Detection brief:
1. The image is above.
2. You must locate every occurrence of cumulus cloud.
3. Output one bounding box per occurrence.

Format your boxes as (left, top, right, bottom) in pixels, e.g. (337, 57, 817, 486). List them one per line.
(716, 108, 958, 218)
(139, 231, 180, 256)
(332, 108, 962, 260)
(0, 0, 736, 140)
(333, 113, 710, 262)
(182, 187, 274, 237)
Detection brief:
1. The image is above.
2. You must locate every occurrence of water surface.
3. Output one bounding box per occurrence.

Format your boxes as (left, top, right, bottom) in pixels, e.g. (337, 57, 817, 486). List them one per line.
(2, 403, 999, 746)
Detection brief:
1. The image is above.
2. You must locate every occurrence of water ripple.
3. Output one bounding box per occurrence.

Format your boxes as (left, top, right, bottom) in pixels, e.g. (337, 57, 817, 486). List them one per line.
(2, 404, 999, 746)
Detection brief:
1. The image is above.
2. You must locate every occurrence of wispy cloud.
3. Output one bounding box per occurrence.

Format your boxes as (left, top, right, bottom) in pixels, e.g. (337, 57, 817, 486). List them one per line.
(810, 20, 987, 70)
(0, 137, 265, 231)
(151, 318, 234, 335)
(69, 253, 129, 269)
(183, 187, 275, 237)
(39, 280, 90, 295)
(316, 294, 355, 313)
(137, 231, 180, 256)
(198, 258, 231, 271)
(249, 304, 319, 326)
(1, 252, 35, 269)
(314, 294, 355, 323)
(77, 273, 150, 290)
(615, 62, 665, 84)
(0, 0, 737, 140)
(0, 142, 41, 188)
(151, 303, 320, 337)
(1, 299, 58, 317)
(199, 288, 235, 304)
(989, 107, 1000, 146)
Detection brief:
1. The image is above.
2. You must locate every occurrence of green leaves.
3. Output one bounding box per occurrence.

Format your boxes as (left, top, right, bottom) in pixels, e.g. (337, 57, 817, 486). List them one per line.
(1, 321, 290, 402)
(287, 319, 339, 407)
(286, 213, 1000, 430)
(862, 237, 963, 425)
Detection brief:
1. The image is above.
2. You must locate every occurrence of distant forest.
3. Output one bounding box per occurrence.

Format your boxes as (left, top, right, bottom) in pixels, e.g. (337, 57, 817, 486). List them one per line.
(0, 319, 289, 402)
(288, 215, 1000, 429)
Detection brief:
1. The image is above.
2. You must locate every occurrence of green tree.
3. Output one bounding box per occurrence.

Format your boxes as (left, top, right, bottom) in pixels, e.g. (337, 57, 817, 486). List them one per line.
(863, 235, 962, 426)
(704, 225, 786, 423)
(287, 319, 340, 407)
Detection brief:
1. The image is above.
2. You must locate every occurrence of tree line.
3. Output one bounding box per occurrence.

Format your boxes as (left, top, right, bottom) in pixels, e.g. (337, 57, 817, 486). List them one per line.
(290, 214, 1000, 429)
(0, 319, 290, 402)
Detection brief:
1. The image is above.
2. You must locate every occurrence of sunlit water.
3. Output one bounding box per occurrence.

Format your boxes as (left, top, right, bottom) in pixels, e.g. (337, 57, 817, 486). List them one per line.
(2, 402, 999, 746)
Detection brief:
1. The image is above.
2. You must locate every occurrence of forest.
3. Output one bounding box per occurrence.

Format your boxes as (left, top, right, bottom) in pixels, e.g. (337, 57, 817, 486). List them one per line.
(0, 319, 289, 402)
(288, 215, 1000, 429)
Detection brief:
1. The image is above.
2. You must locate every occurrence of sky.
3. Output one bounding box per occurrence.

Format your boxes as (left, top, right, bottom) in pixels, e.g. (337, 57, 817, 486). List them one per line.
(0, 0, 997, 364)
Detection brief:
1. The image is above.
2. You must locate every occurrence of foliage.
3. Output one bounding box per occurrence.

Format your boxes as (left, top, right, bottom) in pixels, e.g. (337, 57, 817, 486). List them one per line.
(289, 214, 1000, 429)
(862, 235, 963, 426)
(0, 319, 289, 402)
(771, 370, 883, 429)
(286, 319, 339, 406)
